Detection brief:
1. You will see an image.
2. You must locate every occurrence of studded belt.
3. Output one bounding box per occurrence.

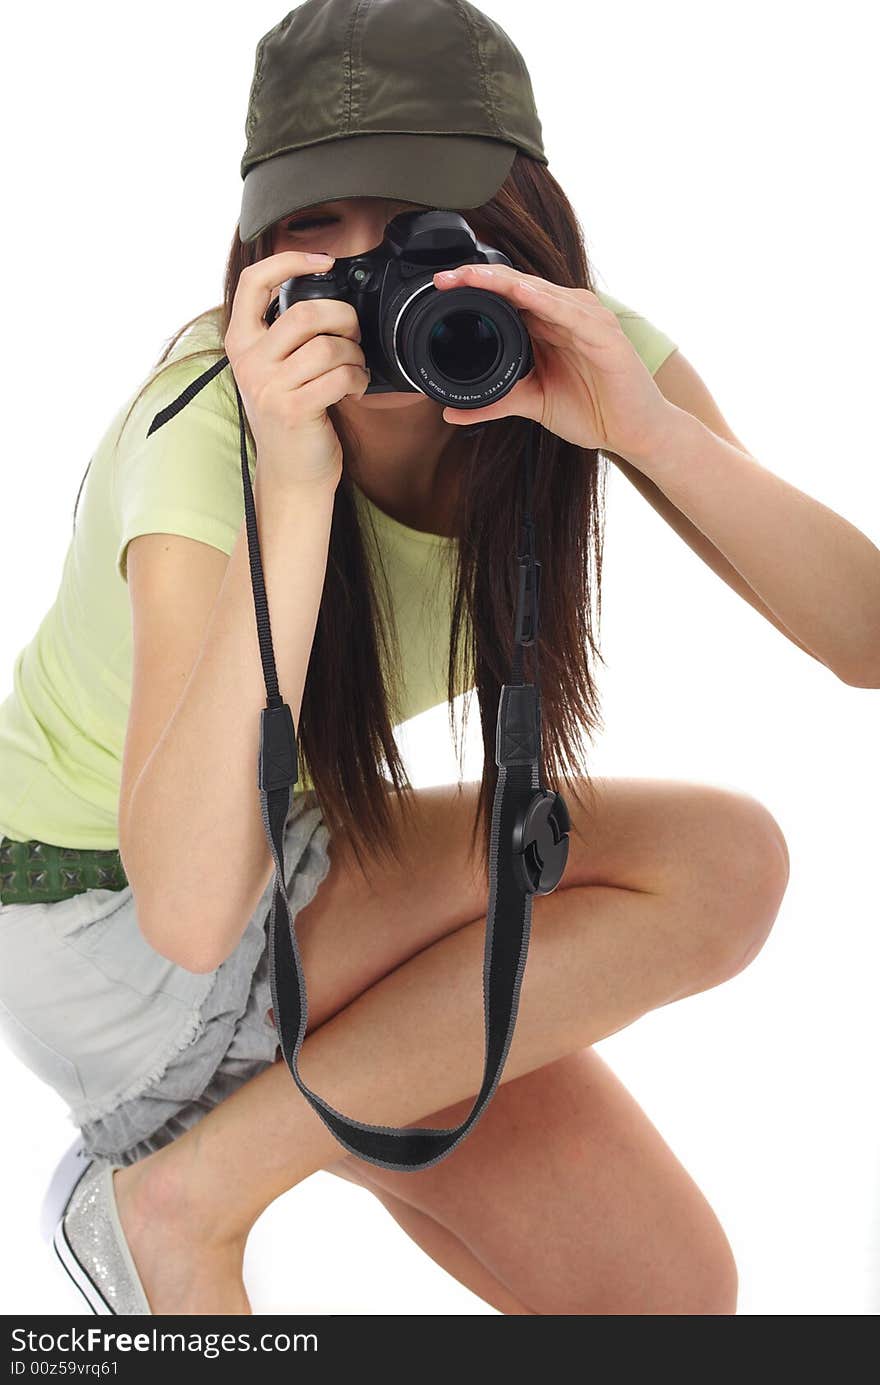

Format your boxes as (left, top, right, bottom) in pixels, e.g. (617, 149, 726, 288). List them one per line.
(0, 836, 129, 906)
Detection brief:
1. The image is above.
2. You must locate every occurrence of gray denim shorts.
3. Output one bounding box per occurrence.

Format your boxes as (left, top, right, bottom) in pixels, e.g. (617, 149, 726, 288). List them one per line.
(0, 791, 331, 1167)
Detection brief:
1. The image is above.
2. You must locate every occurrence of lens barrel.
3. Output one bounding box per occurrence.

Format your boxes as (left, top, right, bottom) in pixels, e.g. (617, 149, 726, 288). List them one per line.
(388, 280, 532, 408)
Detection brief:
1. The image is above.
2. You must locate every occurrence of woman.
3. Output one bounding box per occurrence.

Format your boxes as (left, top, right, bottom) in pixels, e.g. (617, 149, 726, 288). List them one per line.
(2, 1, 877, 1317)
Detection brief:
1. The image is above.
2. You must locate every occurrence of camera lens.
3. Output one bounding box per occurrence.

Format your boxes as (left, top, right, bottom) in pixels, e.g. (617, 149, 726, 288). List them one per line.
(387, 278, 533, 409)
(428, 310, 502, 384)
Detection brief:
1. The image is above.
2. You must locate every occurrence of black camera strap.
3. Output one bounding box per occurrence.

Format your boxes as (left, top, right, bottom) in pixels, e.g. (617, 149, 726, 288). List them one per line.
(148, 356, 570, 1173)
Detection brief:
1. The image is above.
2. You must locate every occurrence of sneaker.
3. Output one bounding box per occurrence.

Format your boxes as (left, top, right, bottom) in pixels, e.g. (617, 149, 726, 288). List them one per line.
(52, 1158, 153, 1315)
(40, 1135, 91, 1246)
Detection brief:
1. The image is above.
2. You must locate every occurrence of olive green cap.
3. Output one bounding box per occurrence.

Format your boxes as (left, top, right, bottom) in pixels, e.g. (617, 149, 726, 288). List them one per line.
(239, 0, 549, 244)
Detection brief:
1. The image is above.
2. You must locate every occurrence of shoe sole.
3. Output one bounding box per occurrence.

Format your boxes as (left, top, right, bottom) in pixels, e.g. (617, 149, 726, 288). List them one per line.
(40, 1136, 91, 1246)
(50, 1161, 115, 1315)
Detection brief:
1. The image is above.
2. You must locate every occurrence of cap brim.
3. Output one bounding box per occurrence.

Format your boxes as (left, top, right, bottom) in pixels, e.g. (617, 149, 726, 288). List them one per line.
(239, 132, 517, 243)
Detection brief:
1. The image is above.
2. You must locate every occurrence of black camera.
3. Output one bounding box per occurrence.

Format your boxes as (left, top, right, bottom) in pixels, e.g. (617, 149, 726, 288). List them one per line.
(265, 209, 534, 410)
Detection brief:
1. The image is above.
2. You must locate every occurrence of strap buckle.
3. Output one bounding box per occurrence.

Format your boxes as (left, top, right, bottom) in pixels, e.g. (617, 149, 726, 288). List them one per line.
(514, 556, 541, 646)
(259, 701, 299, 792)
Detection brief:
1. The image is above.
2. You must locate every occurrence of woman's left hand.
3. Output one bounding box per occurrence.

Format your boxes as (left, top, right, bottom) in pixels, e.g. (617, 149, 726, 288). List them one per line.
(433, 262, 675, 461)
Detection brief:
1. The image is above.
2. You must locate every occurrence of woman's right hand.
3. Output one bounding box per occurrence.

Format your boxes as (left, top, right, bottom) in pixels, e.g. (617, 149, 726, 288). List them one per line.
(224, 251, 369, 493)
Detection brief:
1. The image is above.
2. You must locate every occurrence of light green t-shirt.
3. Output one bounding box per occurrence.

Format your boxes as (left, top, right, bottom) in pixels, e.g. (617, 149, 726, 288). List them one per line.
(0, 291, 677, 848)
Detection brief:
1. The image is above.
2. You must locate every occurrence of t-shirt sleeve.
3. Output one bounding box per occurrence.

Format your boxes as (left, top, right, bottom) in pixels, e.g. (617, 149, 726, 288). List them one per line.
(112, 349, 253, 585)
(595, 289, 679, 375)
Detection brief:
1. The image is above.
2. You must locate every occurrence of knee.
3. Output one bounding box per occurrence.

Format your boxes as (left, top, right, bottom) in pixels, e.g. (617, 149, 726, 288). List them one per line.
(692, 789, 791, 986)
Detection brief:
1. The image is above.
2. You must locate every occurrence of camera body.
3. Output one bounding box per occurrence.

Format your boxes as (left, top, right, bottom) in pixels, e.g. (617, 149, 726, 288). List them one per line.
(266, 209, 534, 410)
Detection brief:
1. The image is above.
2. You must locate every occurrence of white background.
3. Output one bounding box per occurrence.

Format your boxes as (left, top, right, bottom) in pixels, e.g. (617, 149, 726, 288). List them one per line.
(0, 0, 877, 1316)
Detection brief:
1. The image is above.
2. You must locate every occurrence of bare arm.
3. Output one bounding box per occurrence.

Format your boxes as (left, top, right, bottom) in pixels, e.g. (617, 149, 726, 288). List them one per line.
(615, 349, 880, 687)
(120, 475, 335, 972)
(119, 248, 368, 972)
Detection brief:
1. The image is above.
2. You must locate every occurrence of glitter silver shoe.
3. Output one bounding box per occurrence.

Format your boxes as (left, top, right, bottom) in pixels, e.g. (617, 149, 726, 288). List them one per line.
(52, 1159, 153, 1315)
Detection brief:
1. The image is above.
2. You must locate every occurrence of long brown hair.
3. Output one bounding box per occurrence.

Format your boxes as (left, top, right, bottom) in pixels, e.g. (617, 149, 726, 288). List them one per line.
(114, 154, 608, 886)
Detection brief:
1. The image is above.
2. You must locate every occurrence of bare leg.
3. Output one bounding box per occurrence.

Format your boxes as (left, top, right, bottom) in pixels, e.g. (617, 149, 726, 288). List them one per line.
(333, 1173, 537, 1314)
(113, 853, 783, 1312)
(327, 1046, 738, 1315)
